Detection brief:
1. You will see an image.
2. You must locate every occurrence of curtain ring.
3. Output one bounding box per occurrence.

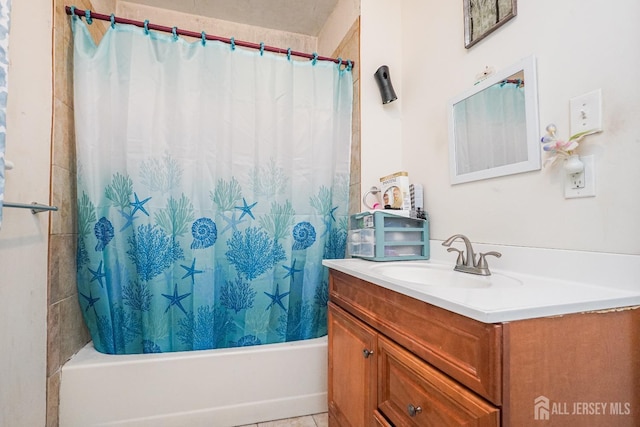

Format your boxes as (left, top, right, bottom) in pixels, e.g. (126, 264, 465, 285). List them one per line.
(84, 9, 93, 25)
(201, 31, 206, 46)
(172, 26, 178, 41)
(337, 57, 343, 70)
(311, 52, 318, 65)
(287, 48, 291, 61)
(143, 19, 150, 35)
(230, 37, 236, 51)
(259, 42, 264, 56)
(346, 60, 352, 71)
(110, 14, 116, 29)
(69, 6, 77, 20)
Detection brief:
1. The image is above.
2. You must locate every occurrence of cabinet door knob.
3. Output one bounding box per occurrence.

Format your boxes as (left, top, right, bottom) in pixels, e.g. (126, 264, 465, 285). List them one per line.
(407, 404, 422, 417)
(362, 349, 374, 358)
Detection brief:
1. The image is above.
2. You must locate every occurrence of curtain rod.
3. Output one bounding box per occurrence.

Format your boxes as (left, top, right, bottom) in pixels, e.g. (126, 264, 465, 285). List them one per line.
(65, 6, 354, 68)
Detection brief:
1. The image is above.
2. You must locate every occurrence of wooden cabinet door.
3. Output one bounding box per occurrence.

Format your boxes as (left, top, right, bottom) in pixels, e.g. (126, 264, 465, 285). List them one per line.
(329, 302, 378, 427)
(377, 335, 499, 427)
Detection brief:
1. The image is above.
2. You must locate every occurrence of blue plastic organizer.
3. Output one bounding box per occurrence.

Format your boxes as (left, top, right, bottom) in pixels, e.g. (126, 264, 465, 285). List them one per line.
(347, 211, 430, 261)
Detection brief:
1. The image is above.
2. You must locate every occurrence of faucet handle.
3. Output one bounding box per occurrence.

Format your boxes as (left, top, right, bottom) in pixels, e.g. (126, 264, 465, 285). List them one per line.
(446, 247, 465, 266)
(476, 251, 502, 269)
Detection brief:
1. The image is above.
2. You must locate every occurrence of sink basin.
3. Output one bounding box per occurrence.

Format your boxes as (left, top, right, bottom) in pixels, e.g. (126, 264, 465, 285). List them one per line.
(369, 262, 522, 289)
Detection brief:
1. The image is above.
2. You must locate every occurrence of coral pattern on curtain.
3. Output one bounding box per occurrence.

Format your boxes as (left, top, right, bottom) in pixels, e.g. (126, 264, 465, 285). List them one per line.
(0, 0, 11, 228)
(72, 16, 352, 354)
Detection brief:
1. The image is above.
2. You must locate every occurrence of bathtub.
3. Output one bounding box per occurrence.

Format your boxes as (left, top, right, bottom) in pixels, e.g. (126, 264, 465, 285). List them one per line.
(59, 336, 328, 427)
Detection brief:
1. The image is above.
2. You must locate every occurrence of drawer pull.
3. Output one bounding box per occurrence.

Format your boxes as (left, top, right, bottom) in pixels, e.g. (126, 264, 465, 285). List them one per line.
(362, 349, 374, 358)
(407, 404, 422, 417)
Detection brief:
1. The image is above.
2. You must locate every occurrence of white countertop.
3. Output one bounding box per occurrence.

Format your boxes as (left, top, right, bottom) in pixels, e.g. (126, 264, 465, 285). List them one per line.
(323, 242, 640, 323)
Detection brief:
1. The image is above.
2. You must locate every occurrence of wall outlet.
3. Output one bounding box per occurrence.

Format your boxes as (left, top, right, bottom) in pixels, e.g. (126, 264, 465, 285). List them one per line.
(565, 155, 596, 198)
(570, 89, 602, 135)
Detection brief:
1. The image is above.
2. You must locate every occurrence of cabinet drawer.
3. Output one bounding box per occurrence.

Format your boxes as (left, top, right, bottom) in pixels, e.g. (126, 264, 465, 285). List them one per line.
(377, 335, 499, 426)
(329, 270, 502, 404)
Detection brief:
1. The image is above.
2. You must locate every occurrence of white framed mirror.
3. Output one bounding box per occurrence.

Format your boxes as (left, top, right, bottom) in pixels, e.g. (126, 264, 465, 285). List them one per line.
(448, 55, 540, 184)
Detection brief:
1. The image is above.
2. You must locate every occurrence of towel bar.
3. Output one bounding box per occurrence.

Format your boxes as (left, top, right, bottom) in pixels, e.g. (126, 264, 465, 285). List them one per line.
(3, 201, 59, 214)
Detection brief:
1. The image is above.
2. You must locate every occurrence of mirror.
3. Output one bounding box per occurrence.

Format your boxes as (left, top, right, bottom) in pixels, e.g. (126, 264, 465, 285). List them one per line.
(447, 55, 540, 185)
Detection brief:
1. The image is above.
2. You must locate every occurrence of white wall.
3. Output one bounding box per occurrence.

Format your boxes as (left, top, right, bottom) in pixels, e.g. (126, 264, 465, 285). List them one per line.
(359, 0, 404, 196)
(0, 0, 52, 425)
(390, 0, 640, 255)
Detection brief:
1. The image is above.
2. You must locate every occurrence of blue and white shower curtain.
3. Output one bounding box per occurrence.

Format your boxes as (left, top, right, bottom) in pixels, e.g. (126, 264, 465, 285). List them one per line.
(0, 0, 11, 228)
(72, 16, 352, 354)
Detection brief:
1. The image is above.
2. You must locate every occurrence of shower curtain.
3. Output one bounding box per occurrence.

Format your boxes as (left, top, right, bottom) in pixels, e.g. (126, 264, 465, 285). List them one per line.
(72, 16, 352, 354)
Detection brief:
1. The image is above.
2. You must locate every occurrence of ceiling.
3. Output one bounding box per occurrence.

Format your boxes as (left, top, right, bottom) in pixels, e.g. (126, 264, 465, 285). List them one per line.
(124, 0, 339, 36)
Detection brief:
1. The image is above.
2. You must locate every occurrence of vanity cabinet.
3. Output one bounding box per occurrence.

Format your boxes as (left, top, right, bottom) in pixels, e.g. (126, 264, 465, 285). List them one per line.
(327, 269, 640, 427)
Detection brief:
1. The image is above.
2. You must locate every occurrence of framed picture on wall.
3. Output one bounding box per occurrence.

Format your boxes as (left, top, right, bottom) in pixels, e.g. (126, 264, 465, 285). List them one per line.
(464, 0, 517, 48)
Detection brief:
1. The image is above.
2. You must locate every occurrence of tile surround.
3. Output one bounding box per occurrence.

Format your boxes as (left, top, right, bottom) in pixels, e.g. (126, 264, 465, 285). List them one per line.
(46, 371, 60, 427)
(47, 0, 100, 424)
(48, 234, 77, 304)
(332, 18, 361, 216)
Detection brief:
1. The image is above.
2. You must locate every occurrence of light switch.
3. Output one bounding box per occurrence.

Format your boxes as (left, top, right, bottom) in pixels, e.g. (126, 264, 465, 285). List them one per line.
(570, 89, 602, 135)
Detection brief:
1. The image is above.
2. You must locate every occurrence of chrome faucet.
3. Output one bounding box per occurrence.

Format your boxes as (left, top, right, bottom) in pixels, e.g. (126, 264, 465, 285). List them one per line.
(442, 234, 501, 276)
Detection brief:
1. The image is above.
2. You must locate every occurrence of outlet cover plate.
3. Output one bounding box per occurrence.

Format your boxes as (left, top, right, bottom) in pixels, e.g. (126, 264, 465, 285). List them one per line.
(565, 155, 596, 198)
(570, 89, 602, 135)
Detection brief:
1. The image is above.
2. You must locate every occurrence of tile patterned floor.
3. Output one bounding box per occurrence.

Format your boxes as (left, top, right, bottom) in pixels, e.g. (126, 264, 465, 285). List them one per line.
(236, 412, 328, 427)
